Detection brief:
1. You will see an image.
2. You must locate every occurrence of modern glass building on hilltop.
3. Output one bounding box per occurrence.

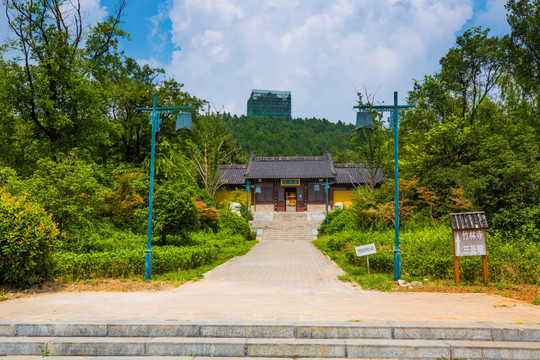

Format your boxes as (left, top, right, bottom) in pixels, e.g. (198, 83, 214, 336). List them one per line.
(247, 89, 291, 119)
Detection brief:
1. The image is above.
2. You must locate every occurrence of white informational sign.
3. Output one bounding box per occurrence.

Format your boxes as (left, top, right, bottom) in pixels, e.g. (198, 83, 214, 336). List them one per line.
(454, 230, 486, 257)
(355, 243, 377, 257)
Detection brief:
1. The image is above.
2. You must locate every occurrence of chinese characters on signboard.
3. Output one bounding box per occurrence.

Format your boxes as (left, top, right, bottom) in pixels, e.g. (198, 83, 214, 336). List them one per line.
(281, 179, 300, 186)
(454, 229, 486, 257)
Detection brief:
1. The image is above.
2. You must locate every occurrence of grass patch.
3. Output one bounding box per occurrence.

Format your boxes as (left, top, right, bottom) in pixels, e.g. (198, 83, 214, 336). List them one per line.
(314, 237, 396, 292)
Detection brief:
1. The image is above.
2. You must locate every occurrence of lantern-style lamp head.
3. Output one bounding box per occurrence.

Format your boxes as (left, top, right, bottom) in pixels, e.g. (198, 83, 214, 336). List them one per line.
(254, 186, 262, 194)
(355, 111, 373, 131)
(314, 184, 321, 192)
(175, 112, 193, 132)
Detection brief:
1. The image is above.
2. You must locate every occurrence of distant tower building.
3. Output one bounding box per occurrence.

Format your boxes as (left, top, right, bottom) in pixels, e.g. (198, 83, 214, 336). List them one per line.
(247, 89, 291, 119)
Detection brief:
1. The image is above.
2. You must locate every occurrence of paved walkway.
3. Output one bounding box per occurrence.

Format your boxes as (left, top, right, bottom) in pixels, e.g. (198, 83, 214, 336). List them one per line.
(0, 212, 539, 324)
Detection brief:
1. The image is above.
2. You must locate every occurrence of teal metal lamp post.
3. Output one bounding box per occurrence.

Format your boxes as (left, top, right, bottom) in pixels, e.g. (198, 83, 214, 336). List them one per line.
(314, 178, 334, 228)
(137, 94, 193, 281)
(354, 91, 414, 281)
(242, 181, 260, 223)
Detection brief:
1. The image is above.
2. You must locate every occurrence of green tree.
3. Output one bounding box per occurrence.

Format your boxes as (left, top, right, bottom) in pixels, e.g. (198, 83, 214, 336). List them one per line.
(180, 113, 243, 197)
(2, 0, 127, 160)
(101, 58, 161, 164)
(26, 151, 106, 235)
(153, 180, 200, 245)
(463, 131, 540, 230)
(347, 90, 392, 190)
(439, 27, 507, 124)
(402, 28, 508, 219)
(224, 114, 354, 157)
(506, 0, 540, 93)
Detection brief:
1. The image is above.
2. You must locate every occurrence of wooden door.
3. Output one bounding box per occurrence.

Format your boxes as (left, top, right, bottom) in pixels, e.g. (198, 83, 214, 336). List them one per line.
(296, 186, 305, 212)
(277, 186, 285, 212)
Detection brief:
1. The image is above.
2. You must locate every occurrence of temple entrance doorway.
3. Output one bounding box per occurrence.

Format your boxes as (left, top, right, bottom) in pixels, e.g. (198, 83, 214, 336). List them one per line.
(285, 188, 297, 212)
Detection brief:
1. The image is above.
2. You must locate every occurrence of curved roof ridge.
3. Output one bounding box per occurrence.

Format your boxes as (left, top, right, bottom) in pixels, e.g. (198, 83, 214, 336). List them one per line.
(334, 163, 367, 168)
(255, 156, 327, 162)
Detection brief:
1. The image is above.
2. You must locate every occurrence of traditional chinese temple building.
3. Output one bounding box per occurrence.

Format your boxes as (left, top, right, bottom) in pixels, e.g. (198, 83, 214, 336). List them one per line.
(216, 152, 383, 212)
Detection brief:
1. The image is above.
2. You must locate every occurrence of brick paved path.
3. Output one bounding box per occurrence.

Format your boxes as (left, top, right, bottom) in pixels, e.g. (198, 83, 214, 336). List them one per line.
(0, 212, 539, 323)
(203, 212, 356, 293)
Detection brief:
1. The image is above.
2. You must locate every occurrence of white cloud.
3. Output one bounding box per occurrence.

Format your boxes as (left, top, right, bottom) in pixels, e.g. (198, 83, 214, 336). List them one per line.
(164, 0, 474, 123)
(147, 1, 171, 52)
(476, 0, 509, 35)
(137, 57, 164, 70)
(78, 0, 108, 29)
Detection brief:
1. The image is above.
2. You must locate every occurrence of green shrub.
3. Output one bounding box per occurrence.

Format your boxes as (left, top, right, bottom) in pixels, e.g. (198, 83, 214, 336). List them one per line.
(25, 151, 106, 236)
(219, 208, 256, 240)
(318, 207, 346, 235)
(153, 180, 200, 245)
(327, 230, 359, 251)
(64, 228, 145, 253)
(0, 166, 24, 195)
(0, 190, 59, 287)
(104, 171, 145, 226)
(326, 210, 358, 234)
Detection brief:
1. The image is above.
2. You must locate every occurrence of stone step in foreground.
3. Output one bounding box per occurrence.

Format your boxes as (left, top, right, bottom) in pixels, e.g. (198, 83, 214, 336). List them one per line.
(1, 336, 539, 359)
(2, 322, 539, 341)
(1, 322, 539, 359)
(0, 357, 409, 360)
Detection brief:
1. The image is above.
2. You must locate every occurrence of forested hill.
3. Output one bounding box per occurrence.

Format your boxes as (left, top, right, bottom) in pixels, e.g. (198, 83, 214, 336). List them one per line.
(224, 115, 355, 156)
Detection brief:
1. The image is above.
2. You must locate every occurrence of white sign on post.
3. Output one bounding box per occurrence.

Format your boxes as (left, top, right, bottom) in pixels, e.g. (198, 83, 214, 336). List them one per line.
(355, 243, 377, 257)
(355, 243, 377, 276)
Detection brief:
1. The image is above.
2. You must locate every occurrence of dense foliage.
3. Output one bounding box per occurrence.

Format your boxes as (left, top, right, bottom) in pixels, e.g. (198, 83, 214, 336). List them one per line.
(225, 115, 355, 156)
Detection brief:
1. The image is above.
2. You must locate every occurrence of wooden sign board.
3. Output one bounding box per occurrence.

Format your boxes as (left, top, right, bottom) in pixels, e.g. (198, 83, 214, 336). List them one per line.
(449, 212, 489, 286)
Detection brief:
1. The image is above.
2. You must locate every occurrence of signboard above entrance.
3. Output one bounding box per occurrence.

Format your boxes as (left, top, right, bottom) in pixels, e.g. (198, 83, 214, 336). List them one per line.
(281, 179, 300, 186)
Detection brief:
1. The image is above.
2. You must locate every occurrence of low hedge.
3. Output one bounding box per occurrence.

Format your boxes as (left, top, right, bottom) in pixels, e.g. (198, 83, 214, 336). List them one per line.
(53, 244, 218, 281)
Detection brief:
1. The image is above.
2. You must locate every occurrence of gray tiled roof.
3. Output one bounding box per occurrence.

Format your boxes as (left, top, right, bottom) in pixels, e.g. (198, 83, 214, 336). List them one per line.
(218, 155, 385, 186)
(334, 164, 384, 185)
(449, 212, 488, 230)
(245, 155, 336, 180)
(218, 164, 247, 185)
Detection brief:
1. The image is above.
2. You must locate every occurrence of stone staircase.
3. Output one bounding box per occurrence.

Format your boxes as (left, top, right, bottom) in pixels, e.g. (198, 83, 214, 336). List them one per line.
(250, 212, 324, 241)
(1, 321, 539, 358)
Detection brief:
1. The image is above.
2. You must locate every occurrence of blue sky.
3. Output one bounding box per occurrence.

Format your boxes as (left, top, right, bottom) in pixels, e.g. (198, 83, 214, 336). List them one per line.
(1, 0, 510, 123)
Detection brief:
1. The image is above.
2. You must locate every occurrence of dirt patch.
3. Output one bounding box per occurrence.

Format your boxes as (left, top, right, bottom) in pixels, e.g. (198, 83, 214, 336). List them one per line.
(395, 281, 540, 305)
(2, 278, 539, 305)
(1, 278, 175, 301)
